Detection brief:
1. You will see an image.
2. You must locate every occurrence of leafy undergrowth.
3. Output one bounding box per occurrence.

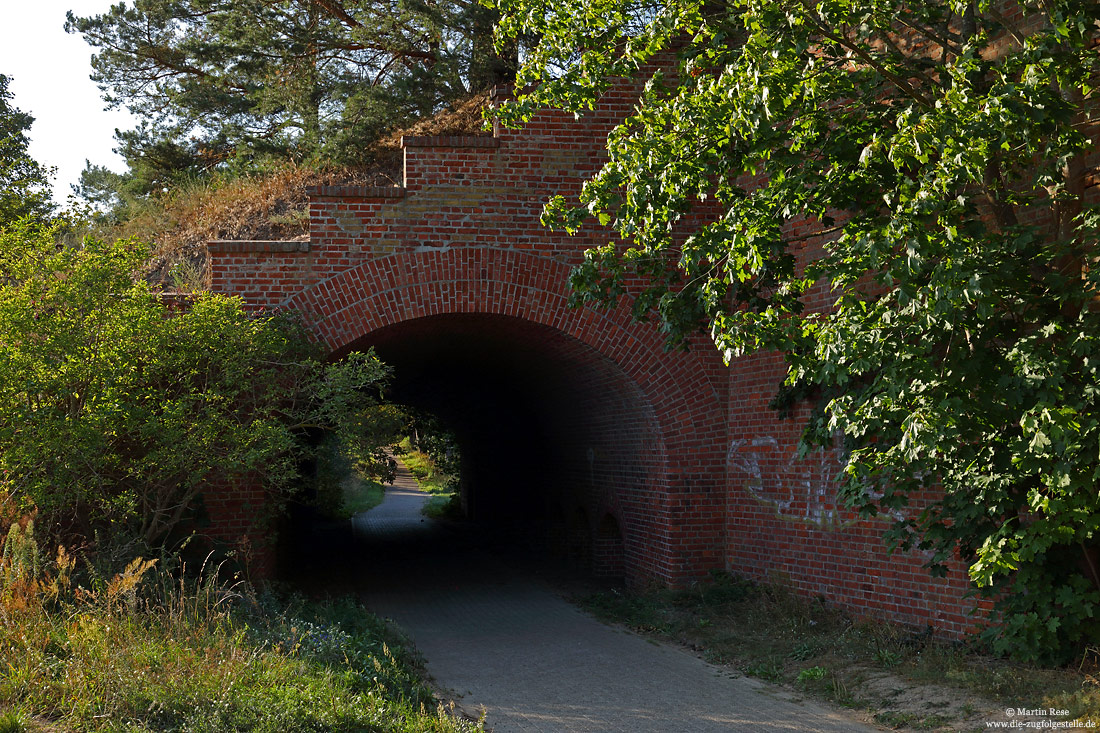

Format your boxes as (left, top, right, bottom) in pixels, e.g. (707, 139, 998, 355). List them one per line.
(580, 572, 1100, 731)
(316, 445, 388, 520)
(0, 546, 481, 733)
(421, 494, 463, 521)
(401, 454, 452, 496)
(399, 446, 454, 498)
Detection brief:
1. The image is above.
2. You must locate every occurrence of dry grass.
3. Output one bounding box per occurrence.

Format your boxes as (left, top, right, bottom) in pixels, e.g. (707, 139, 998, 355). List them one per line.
(100, 92, 491, 289)
(130, 164, 398, 287)
(375, 91, 491, 147)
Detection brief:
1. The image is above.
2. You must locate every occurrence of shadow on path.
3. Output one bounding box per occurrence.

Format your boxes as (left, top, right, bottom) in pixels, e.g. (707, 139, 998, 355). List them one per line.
(298, 463, 879, 733)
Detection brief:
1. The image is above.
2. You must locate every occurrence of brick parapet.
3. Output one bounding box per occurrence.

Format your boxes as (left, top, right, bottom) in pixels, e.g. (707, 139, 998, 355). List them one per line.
(401, 135, 499, 148)
(208, 240, 310, 253)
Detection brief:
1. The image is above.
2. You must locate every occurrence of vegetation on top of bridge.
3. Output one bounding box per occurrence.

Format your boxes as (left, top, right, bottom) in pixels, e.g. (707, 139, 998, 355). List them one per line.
(84, 91, 490, 293)
(492, 0, 1100, 662)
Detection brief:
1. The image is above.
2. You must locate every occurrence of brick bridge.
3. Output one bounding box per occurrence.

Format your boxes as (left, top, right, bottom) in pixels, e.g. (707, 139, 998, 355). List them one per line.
(207, 87, 976, 635)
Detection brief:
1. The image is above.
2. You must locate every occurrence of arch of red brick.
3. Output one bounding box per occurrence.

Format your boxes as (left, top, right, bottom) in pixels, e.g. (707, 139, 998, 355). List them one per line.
(281, 245, 730, 584)
(287, 247, 721, 409)
(202, 78, 981, 629)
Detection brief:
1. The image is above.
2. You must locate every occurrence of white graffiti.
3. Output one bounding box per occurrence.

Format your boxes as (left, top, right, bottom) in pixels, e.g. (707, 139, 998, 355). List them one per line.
(727, 435, 916, 531)
(727, 435, 850, 529)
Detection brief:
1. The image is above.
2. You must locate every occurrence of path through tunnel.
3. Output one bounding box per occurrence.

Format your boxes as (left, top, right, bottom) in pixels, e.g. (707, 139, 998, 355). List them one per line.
(332, 313, 667, 582)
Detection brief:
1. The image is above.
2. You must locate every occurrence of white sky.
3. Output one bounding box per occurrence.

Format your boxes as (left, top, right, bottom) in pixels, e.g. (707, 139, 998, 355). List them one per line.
(0, 0, 137, 204)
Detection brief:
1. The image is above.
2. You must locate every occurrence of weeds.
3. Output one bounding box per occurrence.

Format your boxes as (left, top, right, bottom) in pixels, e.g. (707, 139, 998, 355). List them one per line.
(0, 520, 480, 732)
(400, 447, 455, 497)
(398, 445, 462, 522)
(797, 665, 828, 683)
(578, 570, 1100, 727)
(423, 494, 464, 520)
(343, 477, 387, 517)
(313, 440, 390, 520)
(0, 711, 24, 733)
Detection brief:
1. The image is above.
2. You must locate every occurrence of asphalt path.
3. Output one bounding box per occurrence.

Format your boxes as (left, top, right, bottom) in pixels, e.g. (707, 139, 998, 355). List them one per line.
(348, 464, 880, 733)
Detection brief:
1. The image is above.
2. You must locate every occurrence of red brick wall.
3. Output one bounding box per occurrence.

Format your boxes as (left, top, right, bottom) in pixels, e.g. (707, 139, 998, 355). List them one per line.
(198, 474, 277, 579)
(207, 78, 980, 633)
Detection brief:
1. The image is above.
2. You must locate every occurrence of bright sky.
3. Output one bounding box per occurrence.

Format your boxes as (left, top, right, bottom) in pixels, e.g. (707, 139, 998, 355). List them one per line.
(0, 1, 137, 204)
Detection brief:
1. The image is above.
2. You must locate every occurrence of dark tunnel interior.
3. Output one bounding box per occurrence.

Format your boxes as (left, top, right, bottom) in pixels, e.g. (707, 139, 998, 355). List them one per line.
(284, 312, 665, 581)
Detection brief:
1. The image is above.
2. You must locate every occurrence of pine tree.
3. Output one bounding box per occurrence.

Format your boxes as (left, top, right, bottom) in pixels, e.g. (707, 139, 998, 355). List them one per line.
(0, 74, 53, 226)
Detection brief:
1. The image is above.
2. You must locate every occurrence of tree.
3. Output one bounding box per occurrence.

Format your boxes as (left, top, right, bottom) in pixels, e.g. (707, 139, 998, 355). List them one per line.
(0, 220, 390, 560)
(492, 0, 1100, 660)
(67, 0, 515, 193)
(0, 74, 53, 226)
(402, 407, 460, 476)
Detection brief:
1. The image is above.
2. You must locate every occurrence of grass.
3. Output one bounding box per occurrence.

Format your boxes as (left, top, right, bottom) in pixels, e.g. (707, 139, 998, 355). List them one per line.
(107, 163, 399, 289)
(341, 473, 386, 517)
(397, 443, 463, 521)
(579, 571, 1100, 728)
(399, 446, 454, 496)
(421, 494, 463, 521)
(0, 711, 24, 733)
(0, 542, 481, 732)
(314, 442, 388, 520)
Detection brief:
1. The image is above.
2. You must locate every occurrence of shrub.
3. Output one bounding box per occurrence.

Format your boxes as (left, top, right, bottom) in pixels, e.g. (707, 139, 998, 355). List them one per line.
(0, 219, 390, 560)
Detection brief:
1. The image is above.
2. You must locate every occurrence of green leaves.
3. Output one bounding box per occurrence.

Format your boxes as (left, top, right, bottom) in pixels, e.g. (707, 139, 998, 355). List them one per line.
(497, 0, 1100, 660)
(0, 223, 390, 556)
(68, 0, 513, 204)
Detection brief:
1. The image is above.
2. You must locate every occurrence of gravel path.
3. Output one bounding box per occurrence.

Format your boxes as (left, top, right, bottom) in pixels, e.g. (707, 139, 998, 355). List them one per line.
(352, 463, 879, 733)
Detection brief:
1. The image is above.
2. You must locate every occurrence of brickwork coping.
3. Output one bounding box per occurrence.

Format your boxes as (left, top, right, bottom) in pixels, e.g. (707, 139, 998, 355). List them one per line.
(400, 135, 500, 149)
(306, 185, 406, 199)
(207, 240, 310, 254)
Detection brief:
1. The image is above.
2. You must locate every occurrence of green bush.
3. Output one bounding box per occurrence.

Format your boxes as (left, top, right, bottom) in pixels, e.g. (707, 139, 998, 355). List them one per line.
(0, 220, 390, 559)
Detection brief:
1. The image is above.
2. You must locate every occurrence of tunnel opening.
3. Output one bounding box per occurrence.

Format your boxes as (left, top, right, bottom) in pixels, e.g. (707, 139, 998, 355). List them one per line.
(318, 312, 666, 583)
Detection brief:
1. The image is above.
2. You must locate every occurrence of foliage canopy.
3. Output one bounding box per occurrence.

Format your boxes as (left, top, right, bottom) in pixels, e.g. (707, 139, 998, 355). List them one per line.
(492, 0, 1100, 660)
(68, 0, 513, 205)
(0, 221, 390, 559)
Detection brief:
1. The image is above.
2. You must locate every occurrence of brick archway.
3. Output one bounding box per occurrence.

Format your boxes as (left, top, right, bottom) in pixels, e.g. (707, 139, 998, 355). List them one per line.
(282, 247, 728, 585)
(285, 247, 719, 434)
(205, 83, 978, 631)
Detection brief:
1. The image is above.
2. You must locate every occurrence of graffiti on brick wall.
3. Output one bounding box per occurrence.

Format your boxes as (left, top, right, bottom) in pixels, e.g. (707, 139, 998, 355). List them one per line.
(727, 435, 913, 530)
(727, 435, 855, 529)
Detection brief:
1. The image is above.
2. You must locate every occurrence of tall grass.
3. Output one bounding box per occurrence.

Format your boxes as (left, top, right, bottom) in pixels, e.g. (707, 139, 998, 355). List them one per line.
(0, 520, 480, 732)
